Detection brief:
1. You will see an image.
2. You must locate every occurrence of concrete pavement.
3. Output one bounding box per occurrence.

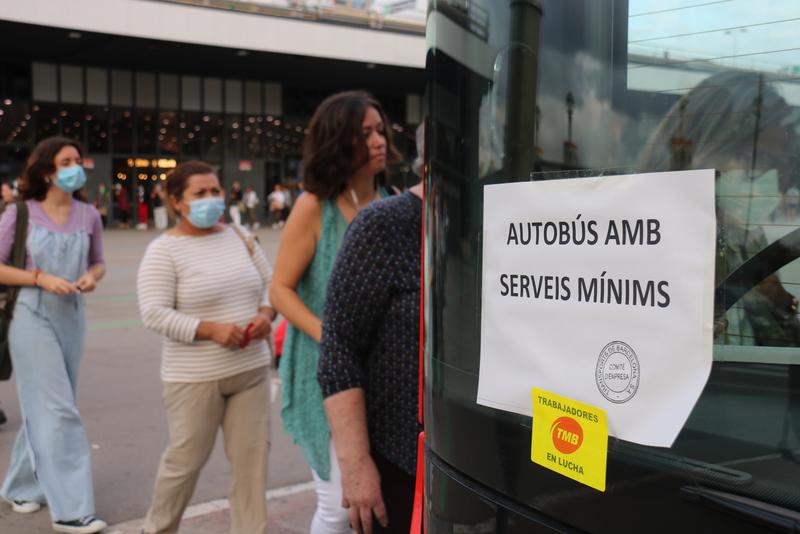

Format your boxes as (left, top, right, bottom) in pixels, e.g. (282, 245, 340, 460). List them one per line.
(0, 226, 316, 533)
(107, 482, 316, 533)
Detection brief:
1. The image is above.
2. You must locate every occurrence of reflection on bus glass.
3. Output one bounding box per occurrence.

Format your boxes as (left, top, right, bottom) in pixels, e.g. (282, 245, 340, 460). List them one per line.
(426, 0, 800, 531)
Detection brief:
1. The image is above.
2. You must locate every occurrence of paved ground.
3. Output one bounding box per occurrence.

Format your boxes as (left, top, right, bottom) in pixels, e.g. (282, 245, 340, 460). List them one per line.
(107, 483, 316, 534)
(0, 226, 316, 533)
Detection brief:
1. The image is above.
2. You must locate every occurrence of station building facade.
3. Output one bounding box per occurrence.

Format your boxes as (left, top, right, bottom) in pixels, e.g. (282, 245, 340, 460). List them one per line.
(0, 0, 426, 217)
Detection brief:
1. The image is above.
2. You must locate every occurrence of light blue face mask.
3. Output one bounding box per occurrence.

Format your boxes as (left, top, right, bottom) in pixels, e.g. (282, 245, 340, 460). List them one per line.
(187, 196, 225, 229)
(54, 165, 87, 193)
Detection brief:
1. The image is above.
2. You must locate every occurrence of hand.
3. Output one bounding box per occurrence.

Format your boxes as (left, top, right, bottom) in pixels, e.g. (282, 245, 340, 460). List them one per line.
(76, 272, 97, 293)
(37, 273, 80, 296)
(210, 323, 245, 349)
(248, 311, 273, 341)
(341, 455, 388, 534)
(312, 320, 323, 343)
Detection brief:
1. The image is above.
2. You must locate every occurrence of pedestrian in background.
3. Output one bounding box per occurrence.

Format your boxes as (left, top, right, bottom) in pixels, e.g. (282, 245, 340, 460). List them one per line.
(136, 184, 149, 230)
(270, 90, 396, 534)
(94, 182, 110, 227)
(280, 182, 293, 225)
(0, 136, 107, 534)
(268, 183, 286, 228)
(0, 182, 15, 212)
(320, 122, 424, 534)
(228, 180, 243, 226)
(137, 160, 275, 534)
(243, 184, 260, 229)
(152, 182, 168, 230)
(115, 182, 131, 228)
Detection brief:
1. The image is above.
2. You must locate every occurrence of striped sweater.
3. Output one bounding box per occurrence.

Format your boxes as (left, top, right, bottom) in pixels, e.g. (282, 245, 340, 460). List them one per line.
(137, 227, 273, 382)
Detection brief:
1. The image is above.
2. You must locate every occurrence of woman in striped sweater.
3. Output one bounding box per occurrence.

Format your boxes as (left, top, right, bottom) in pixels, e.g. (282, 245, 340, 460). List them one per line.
(137, 161, 276, 534)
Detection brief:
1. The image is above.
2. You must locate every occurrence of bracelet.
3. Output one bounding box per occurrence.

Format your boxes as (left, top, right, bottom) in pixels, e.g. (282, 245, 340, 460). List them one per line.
(32, 269, 42, 287)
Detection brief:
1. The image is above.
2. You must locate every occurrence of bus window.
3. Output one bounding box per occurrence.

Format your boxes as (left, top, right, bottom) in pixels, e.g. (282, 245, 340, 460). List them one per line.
(426, 0, 800, 531)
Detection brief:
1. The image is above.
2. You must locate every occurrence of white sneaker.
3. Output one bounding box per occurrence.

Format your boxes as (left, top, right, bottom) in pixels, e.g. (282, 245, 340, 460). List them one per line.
(52, 515, 107, 533)
(10, 499, 42, 513)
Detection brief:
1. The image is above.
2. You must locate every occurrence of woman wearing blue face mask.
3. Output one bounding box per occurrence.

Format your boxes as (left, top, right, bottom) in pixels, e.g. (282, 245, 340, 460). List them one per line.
(137, 160, 276, 534)
(0, 137, 107, 533)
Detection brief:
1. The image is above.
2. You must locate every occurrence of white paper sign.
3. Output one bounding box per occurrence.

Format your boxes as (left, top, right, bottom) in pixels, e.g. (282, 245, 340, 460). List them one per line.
(478, 170, 716, 447)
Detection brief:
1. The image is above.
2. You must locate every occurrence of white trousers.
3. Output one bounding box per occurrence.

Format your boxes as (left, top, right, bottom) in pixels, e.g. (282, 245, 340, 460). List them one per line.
(154, 206, 168, 230)
(310, 442, 352, 534)
(229, 206, 242, 226)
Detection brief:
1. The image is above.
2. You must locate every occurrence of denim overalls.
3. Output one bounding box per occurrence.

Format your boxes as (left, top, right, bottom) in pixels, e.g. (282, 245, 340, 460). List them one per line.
(0, 207, 95, 521)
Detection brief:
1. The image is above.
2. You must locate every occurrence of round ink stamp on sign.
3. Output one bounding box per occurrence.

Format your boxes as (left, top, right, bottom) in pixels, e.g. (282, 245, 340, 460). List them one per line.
(596, 341, 640, 404)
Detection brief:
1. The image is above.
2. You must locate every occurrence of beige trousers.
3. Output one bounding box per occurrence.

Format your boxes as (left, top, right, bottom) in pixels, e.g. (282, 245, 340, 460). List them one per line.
(143, 366, 270, 534)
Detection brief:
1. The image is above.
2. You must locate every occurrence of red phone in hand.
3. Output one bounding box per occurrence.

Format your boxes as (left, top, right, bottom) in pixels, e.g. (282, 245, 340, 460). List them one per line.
(239, 323, 254, 349)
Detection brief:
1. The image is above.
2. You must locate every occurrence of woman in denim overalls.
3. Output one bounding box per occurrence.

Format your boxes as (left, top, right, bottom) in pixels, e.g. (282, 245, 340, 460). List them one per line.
(0, 137, 107, 534)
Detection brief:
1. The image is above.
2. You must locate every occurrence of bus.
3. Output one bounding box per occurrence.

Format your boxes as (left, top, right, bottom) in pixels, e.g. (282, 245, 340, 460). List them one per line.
(423, 0, 800, 531)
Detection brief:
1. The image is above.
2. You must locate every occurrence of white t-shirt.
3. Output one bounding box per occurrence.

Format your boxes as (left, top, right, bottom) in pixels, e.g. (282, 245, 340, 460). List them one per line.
(268, 191, 285, 210)
(243, 190, 259, 209)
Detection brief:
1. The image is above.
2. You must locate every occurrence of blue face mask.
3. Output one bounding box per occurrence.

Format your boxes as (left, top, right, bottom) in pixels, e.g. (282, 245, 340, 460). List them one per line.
(54, 165, 87, 193)
(186, 197, 225, 229)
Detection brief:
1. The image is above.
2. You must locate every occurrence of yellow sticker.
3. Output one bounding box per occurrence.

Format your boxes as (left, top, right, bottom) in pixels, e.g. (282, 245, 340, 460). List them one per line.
(531, 387, 608, 492)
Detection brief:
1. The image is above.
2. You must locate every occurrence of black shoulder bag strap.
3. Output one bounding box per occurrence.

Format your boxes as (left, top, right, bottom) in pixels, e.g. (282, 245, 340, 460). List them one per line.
(5, 201, 30, 321)
(0, 201, 29, 380)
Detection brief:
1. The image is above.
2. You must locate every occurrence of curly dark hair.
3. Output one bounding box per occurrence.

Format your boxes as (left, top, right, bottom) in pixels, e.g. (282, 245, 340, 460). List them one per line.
(20, 136, 87, 201)
(302, 90, 398, 199)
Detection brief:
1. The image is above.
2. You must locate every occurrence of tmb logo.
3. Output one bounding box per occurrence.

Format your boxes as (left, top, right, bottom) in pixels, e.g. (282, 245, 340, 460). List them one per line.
(550, 416, 584, 455)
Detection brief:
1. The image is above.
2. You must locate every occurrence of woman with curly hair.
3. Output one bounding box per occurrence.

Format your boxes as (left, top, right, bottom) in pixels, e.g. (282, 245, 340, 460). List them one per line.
(0, 136, 107, 533)
(270, 90, 396, 534)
